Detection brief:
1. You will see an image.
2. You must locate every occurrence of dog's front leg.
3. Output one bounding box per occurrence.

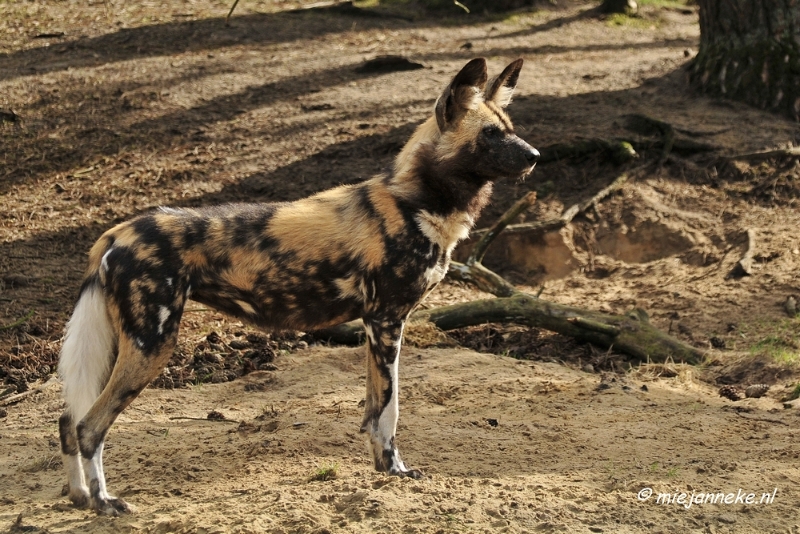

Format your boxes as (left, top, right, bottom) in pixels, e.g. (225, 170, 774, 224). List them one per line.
(360, 318, 422, 479)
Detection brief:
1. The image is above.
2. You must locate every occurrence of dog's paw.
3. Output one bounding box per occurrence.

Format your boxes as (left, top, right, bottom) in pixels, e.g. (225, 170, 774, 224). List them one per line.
(380, 448, 423, 479)
(389, 465, 423, 479)
(93, 496, 135, 516)
(63, 483, 90, 509)
(68, 489, 91, 509)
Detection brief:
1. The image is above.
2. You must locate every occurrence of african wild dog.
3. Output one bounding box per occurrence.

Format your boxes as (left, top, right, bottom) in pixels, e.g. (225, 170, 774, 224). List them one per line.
(57, 57, 539, 515)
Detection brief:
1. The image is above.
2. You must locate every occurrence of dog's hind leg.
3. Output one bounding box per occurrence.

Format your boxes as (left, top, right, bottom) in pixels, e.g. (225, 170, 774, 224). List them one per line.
(76, 331, 179, 515)
(360, 318, 422, 479)
(58, 282, 116, 508)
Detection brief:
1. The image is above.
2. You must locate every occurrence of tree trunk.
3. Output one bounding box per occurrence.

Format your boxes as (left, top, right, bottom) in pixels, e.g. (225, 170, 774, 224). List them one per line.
(691, 0, 800, 120)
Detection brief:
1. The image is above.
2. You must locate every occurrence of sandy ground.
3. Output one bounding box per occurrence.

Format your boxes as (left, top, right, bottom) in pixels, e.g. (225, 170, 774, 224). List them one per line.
(3, 0, 800, 532)
(3, 346, 800, 534)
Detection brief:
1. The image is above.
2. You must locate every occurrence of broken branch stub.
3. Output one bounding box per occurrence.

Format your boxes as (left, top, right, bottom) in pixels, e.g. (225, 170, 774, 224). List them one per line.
(467, 191, 536, 265)
(728, 228, 756, 278)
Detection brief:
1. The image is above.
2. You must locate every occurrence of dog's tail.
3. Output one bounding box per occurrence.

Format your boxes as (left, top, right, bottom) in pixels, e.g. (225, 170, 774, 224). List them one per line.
(58, 239, 116, 421)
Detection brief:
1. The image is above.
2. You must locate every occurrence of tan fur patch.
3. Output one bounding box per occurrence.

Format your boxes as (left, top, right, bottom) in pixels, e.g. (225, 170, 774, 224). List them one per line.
(367, 183, 405, 237)
(267, 187, 387, 270)
(105, 224, 142, 250)
(85, 235, 115, 274)
(335, 275, 364, 301)
(182, 246, 209, 269)
(133, 244, 160, 265)
(394, 118, 439, 179)
(415, 209, 473, 253)
(224, 248, 272, 289)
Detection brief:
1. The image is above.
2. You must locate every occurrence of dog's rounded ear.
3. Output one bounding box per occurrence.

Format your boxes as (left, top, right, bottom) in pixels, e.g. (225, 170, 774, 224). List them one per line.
(435, 58, 488, 131)
(485, 58, 524, 108)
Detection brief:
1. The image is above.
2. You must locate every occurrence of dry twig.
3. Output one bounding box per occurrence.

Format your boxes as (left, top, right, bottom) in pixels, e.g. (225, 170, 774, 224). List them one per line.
(725, 147, 800, 162)
(0, 375, 58, 406)
(0, 310, 34, 332)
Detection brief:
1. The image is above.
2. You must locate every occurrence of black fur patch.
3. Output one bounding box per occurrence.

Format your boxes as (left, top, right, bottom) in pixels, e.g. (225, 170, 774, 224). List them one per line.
(59, 413, 79, 456)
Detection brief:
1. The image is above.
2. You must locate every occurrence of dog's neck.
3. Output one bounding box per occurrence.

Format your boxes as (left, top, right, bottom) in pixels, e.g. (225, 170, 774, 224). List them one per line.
(388, 117, 493, 222)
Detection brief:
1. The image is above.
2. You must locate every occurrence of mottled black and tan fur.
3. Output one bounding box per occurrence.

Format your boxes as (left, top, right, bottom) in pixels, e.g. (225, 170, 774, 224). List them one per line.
(57, 58, 539, 515)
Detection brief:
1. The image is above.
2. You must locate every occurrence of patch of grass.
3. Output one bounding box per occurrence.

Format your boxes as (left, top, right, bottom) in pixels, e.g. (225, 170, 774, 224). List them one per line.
(21, 454, 61, 473)
(736, 317, 800, 365)
(638, 0, 690, 7)
(646, 461, 680, 479)
(606, 13, 658, 29)
(750, 335, 800, 364)
(786, 383, 800, 401)
(310, 463, 339, 482)
(666, 466, 680, 479)
(745, 318, 800, 364)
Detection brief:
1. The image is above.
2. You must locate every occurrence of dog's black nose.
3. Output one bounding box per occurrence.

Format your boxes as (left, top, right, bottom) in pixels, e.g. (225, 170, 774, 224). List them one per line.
(526, 147, 540, 164)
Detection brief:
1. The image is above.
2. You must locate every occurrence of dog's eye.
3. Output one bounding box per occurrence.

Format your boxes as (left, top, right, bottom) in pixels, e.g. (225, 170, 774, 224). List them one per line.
(482, 126, 504, 139)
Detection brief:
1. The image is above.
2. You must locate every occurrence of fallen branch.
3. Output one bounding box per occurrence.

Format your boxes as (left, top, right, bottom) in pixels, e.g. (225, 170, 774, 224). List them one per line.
(568, 316, 620, 336)
(33, 32, 65, 39)
(468, 191, 536, 265)
(448, 260, 517, 297)
(225, 0, 241, 24)
(316, 293, 702, 364)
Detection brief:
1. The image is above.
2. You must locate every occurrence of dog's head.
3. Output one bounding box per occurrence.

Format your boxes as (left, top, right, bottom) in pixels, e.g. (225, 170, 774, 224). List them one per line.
(433, 58, 538, 182)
